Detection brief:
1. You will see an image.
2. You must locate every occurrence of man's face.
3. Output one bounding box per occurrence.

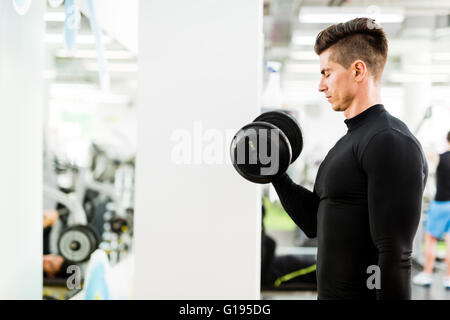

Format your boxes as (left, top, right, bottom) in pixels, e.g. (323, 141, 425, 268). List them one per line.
(318, 49, 356, 112)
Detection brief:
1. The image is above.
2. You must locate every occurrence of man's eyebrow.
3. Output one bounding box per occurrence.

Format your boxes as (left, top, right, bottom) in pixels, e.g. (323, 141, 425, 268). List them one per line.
(321, 68, 331, 75)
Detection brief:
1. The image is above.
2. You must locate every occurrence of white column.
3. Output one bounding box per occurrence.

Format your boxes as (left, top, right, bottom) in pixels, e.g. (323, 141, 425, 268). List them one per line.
(134, 0, 263, 299)
(0, 1, 45, 299)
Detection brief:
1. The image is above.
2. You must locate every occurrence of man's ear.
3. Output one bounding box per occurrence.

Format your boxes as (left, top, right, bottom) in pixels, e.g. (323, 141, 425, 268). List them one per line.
(352, 60, 367, 82)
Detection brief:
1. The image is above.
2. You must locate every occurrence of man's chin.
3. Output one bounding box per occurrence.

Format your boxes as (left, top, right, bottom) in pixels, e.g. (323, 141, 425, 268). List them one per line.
(331, 103, 349, 112)
(331, 103, 341, 112)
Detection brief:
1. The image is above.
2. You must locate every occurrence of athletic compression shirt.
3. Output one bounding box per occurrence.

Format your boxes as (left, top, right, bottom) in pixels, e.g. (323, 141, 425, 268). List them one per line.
(272, 104, 428, 299)
(435, 151, 450, 201)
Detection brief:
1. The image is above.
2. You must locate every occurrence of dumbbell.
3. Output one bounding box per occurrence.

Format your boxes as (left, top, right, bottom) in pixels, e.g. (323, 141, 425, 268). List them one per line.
(230, 111, 303, 184)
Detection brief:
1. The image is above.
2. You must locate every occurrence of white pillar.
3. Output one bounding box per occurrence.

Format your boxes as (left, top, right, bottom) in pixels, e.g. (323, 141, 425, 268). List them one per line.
(134, 0, 263, 299)
(0, 1, 45, 299)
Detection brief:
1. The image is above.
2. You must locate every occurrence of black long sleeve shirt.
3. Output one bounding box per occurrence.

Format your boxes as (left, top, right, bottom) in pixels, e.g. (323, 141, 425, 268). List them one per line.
(272, 104, 428, 299)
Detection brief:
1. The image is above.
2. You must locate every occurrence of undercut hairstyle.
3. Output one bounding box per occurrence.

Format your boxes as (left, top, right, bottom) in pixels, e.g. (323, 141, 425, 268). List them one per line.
(314, 17, 388, 82)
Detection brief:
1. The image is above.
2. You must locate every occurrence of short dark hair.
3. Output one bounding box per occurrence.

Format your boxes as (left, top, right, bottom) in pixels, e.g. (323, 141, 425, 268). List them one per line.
(447, 130, 450, 143)
(314, 17, 388, 81)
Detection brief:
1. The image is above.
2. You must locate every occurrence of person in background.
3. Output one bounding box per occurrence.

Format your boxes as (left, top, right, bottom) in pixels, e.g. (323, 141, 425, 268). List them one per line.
(43, 210, 59, 229)
(43, 210, 69, 278)
(413, 131, 450, 289)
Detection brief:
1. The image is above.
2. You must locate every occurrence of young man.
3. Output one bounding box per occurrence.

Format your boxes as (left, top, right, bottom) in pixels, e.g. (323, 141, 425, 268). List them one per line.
(272, 18, 428, 299)
(413, 131, 450, 289)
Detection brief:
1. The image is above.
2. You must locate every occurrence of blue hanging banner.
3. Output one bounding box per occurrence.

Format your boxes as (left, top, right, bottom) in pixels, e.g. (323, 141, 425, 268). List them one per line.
(87, 0, 110, 90)
(12, 0, 32, 16)
(64, 0, 80, 55)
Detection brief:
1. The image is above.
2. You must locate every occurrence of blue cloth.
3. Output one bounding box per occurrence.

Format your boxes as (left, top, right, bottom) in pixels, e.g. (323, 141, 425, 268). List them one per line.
(424, 200, 450, 239)
(85, 259, 110, 300)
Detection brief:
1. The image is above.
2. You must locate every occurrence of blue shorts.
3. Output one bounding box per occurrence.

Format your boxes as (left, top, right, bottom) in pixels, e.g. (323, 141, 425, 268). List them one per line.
(424, 200, 450, 239)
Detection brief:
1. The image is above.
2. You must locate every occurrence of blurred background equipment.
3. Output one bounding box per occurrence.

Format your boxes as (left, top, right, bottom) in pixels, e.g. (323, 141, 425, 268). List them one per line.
(41, 0, 137, 299)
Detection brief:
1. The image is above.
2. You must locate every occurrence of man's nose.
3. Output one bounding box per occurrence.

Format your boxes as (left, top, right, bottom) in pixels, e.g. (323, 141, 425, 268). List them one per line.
(318, 80, 326, 92)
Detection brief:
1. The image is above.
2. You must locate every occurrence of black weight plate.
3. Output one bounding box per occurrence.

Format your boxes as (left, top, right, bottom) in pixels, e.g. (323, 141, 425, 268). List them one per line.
(254, 111, 303, 163)
(80, 224, 101, 250)
(58, 226, 94, 263)
(230, 121, 292, 184)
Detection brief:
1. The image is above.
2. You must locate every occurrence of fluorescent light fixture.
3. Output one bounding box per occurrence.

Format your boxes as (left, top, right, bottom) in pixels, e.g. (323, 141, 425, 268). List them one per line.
(389, 73, 449, 83)
(44, 12, 66, 22)
(50, 83, 96, 96)
(404, 65, 450, 74)
(84, 62, 138, 73)
(299, 6, 404, 24)
(44, 34, 112, 45)
(285, 63, 319, 73)
(56, 49, 136, 60)
(289, 51, 318, 61)
(291, 35, 316, 46)
(434, 27, 450, 38)
(283, 81, 318, 88)
(432, 53, 450, 61)
(50, 84, 130, 105)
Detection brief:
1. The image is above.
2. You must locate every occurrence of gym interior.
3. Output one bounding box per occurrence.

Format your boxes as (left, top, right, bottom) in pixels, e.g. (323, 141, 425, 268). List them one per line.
(1, 0, 450, 300)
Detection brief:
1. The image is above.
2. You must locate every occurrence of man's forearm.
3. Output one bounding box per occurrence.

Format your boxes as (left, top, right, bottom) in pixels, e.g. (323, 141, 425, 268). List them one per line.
(271, 173, 319, 238)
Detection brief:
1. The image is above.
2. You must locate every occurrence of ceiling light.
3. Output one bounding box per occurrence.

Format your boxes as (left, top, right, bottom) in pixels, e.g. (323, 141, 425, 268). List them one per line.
(291, 35, 316, 46)
(432, 53, 450, 61)
(44, 34, 112, 45)
(289, 51, 318, 61)
(84, 62, 138, 73)
(44, 12, 66, 22)
(298, 6, 404, 24)
(285, 63, 319, 73)
(282, 81, 318, 88)
(55, 49, 136, 60)
(389, 73, 449, 83)
(404, 65, 450, 73)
